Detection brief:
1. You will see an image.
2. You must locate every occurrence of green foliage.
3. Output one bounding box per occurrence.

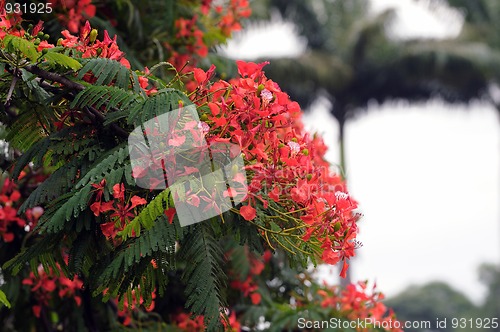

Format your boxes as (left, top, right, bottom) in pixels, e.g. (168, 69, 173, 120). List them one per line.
(42, 50, 82, 70)
(19, 158, 80, 212)
(127, 88, 192, 125)
(71, 85, 142, 113)
(77, 58, 141, 91)
(385, 281, 476, 332)
(0, 290, 11, 309)
(4, 109, 48, 152)
(74, 144, 130, 190)
(476, 263, 500, 324)
(92, 214, 182, 307)
(2, 35, 40, 62)
(4, 233, 67, 276)
(179, 221, 228, 331)
(0, 32, 238, 325)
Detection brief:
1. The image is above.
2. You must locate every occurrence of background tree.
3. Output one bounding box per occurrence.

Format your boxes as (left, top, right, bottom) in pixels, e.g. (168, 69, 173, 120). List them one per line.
(385, 263, 500, 332)
(476, 264, 500, 331)
(385, 281, 476, 332)
(248, 0, 500, 284)
(252, 0, 500, 165)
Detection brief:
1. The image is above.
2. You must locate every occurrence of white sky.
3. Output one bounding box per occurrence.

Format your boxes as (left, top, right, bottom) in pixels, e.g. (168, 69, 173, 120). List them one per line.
(222, 0, 500, 304)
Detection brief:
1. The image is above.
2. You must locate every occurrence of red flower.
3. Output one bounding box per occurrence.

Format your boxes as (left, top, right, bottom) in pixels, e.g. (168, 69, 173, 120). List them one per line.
(222, 311, 241, 332)
(236, 60, 269, 79)
(175, 312, 205, 331)
(164, 207, 176, 224)
(250, 292, 261, 305)
(239, 205, 256, 221)
(93, 183, 147, 239)
(321, 249, 341, 265)
(49, 0, 96, 33)
(193, 64, 216, 89)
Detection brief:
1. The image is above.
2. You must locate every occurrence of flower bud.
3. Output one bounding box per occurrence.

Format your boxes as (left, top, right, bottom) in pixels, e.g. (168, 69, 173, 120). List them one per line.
(257, 84, 265, 94)
(89, 29, 98, 43)
(231, 163, 240, 177)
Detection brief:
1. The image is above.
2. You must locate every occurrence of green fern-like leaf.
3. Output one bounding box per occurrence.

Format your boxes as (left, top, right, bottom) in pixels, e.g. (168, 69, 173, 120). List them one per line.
(0, 290, 11, 308)
(38, 186, 93, 233)
(77, 58, 140, 90)
(127, 88, 192, 126)
(42, 51, 82, 70)
(2, 35, 40, 62)
(92, 215, 181, 306)
(180, 221, 228, 330)
(75, 143, 129, 189)
(67, 231, 94, 277)
(70, 85, 141, 113)
(4, 108, 49, 152)
(3, 233, 65, 276)
(11, 134, 50, 179)
(49, 136, 96, 158)
(19, 158, 79, 212)
(11, 125, 92, 179)
(35, 144, 131, 233)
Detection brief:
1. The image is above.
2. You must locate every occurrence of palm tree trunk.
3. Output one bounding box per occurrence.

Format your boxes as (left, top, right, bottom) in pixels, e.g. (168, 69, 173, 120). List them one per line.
(336, 111, 353, 287)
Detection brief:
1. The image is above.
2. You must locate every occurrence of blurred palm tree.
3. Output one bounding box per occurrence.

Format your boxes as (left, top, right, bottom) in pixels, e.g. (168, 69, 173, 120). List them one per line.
(249, 0, 500, 283)
(445, 0, 500, 107)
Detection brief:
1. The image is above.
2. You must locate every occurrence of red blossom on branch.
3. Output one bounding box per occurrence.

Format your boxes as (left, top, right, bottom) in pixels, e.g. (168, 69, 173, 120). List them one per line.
(60, 21, 131, 69)
(22, 264, 83, 318)
(316, 281, 403, 332)
(190, 60, 361, 276)
(91, 183, 146, 239)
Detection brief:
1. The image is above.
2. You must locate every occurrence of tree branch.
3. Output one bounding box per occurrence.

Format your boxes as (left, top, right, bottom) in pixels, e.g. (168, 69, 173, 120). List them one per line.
(25, 65, 85, 92)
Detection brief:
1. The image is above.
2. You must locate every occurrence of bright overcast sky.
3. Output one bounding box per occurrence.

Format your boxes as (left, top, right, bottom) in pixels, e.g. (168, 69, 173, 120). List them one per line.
(222, 0, 500, 303)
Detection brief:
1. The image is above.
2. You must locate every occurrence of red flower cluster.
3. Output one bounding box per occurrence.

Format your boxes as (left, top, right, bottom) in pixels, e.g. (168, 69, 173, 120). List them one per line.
(0, 178, 43, 242)
(172, 311, 240, 332)
(0, 6, 22, 39)
(47, 0, 96, 33)
(317, 281, 402, 332)
(91, 182, 146, 240)
(214, 0, 251, 36)
(191, 61, 360, 275)
(0, 178, 25, 242)
(60, 20, 131, 68)
(165, 0, 251, 75)
(113, 288, 155, 326)
(22, 264, 83, 318)
(229, 249, 271, 305)
(174, 312, 206, 332)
